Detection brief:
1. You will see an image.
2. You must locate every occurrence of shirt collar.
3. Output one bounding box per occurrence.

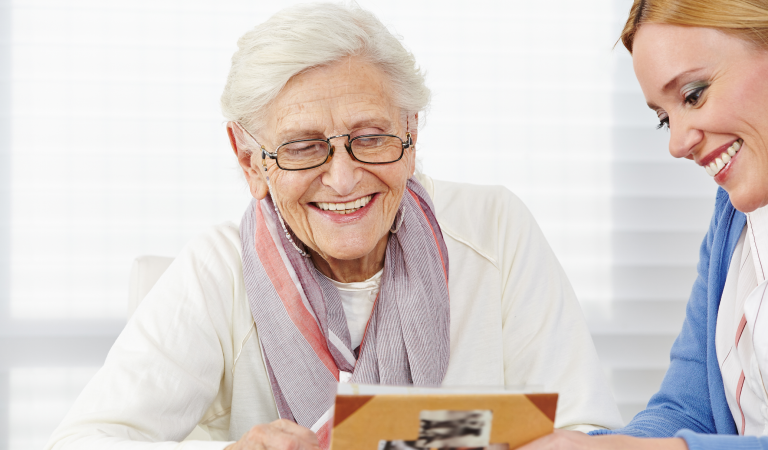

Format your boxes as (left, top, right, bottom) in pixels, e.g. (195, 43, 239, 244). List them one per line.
(746, 204, 768, 284)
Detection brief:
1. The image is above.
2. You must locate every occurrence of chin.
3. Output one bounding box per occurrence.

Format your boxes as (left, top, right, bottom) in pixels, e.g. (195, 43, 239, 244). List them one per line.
(727, 188, 768, 213)
(322, 240, 379, 261)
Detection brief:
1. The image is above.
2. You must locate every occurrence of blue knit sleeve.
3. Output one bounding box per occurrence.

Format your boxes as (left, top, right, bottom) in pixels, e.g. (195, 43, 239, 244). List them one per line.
(590, 428, 768, 449)
(590, 189, 738, 438)
(676, 430, 768, 450)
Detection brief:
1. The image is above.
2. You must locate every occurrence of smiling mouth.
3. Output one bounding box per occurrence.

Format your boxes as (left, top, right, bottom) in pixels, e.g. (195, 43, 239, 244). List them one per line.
(703, 139, 742, 177)
(314, 195, 373, 215)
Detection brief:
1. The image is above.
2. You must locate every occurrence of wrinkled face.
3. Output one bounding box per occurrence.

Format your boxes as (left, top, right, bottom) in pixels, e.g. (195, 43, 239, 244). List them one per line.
(633, 24, 768, 212)
(241, 57, 416, 264)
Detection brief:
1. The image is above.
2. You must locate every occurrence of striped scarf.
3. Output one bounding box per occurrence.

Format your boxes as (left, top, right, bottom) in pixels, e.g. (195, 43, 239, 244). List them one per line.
(239, 178, 450, 448)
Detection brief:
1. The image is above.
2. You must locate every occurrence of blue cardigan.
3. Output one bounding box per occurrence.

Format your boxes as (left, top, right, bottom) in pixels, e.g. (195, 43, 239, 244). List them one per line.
(591, 188, 768, 449)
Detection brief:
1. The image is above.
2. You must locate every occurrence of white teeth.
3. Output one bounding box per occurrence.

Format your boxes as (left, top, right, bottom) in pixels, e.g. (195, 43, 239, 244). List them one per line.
(703, 140, 743, 178)
(715, 158, 725, 170)
(316, 195, 372, 213)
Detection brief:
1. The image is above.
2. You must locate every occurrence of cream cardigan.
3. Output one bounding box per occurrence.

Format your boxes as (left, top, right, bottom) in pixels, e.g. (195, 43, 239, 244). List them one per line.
(46, 175, 623, 450)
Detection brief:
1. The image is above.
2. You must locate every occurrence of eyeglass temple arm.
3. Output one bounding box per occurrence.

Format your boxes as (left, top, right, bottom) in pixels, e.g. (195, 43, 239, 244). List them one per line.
(261, 146, 277, 172)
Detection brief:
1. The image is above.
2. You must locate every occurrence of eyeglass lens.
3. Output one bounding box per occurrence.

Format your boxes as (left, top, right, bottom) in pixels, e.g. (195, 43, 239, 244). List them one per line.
(276, 135, 403, 170)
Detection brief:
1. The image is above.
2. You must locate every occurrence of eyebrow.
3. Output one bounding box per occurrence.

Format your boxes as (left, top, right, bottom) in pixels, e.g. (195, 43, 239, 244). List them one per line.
(646, 67, 707, 111)
(278, 128, 326, 143)
(277, 117, 395, 142)
(664, 68, 706, 92)
(348, 117, 394, 133)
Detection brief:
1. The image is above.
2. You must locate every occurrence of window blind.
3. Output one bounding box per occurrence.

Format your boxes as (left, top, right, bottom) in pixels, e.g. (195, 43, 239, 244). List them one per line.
(0, 0, 720, 446)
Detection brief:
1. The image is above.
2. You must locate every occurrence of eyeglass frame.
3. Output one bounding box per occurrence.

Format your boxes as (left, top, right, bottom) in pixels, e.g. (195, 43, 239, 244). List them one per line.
(234, 122, 413, 172)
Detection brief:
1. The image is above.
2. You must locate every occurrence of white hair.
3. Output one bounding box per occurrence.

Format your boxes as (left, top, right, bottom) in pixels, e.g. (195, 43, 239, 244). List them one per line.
(220, 2, 430, 134)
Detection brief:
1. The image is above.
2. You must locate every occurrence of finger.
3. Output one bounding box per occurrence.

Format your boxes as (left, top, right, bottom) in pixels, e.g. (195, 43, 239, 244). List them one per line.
(244, 425, 313, 450)
(270, 419, 320, 446)
(515, 431, 561, 450)
(260, 428, 319, 450)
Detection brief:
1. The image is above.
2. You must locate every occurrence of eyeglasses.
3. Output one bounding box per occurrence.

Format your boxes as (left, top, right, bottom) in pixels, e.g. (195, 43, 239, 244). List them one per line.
(236, 123, 412, 171)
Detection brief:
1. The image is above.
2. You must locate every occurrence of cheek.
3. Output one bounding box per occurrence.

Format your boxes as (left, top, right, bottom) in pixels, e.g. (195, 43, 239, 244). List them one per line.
(383, 164, 411, 196)
(378, 168, 412, 222)
(738, 74, 768, 131)
(690, 87, 742, 135)
(271, 173, 311, 213)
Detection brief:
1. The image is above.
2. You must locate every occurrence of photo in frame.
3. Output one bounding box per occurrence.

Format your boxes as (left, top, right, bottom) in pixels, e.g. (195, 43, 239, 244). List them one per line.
(330, 384, 557, 450)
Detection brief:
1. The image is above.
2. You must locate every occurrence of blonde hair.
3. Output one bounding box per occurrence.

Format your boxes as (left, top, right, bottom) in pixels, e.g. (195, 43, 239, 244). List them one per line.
(220, 2, 430, 134)
(620, 0, 768, 53)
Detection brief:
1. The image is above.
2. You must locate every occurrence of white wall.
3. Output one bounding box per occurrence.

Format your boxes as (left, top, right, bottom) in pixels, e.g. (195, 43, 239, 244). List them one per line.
(0, 0, 718, 447)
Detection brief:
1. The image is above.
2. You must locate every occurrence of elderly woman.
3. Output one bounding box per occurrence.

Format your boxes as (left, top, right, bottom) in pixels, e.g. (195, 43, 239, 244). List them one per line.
(520, 1, 768, 450)
(45, 3, 621, 450)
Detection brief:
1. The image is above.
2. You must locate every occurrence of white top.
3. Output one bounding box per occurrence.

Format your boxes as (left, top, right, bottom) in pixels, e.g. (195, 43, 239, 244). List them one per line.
(324, 269, 383, 351)
(45, 174, 623, 450)
(717, 204, 768, 435)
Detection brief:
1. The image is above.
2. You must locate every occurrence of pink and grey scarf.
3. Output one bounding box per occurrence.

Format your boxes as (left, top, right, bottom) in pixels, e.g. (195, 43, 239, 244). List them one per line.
(239, 178, 450, 448)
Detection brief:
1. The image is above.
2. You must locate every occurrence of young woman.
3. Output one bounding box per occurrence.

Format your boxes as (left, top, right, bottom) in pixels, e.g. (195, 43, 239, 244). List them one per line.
(522, 1, 768, 449)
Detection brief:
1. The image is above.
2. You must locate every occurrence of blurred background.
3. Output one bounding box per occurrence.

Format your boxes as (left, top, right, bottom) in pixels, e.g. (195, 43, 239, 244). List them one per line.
(0, 0, 718, 448)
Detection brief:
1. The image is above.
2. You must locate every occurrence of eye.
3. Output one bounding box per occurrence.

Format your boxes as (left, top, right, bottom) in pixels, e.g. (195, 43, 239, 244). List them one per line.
(682, 81, 709, 106)
(280, 140, 327, 156)
(684, 87, 706, 105)
(656, 111, 669, 131)
(353, 136, 384, 148)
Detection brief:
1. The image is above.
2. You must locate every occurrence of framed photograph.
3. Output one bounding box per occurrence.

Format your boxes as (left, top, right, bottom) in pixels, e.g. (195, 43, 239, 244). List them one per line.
(330, 385, 556, 450)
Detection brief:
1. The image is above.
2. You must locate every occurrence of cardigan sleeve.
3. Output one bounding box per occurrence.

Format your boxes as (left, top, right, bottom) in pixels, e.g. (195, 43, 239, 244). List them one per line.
(675, 430, 768, 450)
(494, 188, 623, 432)
(593, 191, 726, 438)
(44, 225, 242, 450)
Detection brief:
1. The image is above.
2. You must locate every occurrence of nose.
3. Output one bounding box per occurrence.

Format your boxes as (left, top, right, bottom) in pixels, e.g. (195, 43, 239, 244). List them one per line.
(668, 113, 704, 160)
(320, 140, 362, 196)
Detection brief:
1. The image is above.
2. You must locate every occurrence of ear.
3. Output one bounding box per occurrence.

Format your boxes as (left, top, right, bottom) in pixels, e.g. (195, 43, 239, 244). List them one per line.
(409, 112, 419, 147)
(405, 112, 419, 177)
(227, 122, 270, 200)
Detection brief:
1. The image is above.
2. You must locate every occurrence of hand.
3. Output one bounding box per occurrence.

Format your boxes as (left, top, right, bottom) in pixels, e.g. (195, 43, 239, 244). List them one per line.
(516, 429, 688, 450)
(224, 419, 321, 450)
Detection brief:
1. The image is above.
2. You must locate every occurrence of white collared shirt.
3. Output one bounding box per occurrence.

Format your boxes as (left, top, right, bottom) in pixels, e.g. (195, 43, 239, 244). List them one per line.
(716, 204, 768, 435)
